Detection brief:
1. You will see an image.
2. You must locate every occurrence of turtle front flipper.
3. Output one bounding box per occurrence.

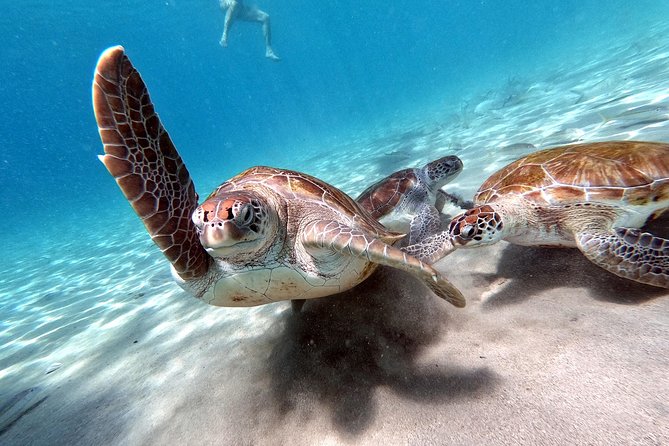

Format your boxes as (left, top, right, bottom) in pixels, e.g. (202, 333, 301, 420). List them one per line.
(576, 228, 669, 288)
(435, 190, 474, 211)
(402, 230, 457, 264)
(408, 203, 441, 245)
(92, 46, 210, 280)
(301, 220, 465, 307)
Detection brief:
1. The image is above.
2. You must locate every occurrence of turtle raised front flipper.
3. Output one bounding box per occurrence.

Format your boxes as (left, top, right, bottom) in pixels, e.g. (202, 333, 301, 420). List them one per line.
(576, 227, 669, 288)
(93, 46, 210, 281)
(301, 220, 465, 307)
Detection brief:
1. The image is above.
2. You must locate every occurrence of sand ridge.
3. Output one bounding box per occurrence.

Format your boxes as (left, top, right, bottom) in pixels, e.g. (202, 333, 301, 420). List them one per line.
(1, 18, 669, 446)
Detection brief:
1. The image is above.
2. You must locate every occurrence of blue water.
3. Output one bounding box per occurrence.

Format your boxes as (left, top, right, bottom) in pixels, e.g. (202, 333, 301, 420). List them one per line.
(1, 0, 667, 234)
(2, 2, 669, 443)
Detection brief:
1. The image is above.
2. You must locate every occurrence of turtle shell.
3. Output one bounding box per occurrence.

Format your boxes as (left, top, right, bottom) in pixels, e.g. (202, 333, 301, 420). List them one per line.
(475, 141, 669, 207)
(208, 166, 402, 240)
(356, 168, 418, 219)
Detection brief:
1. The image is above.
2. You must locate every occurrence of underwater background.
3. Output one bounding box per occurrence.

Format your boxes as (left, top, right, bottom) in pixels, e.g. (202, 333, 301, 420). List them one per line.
(3, 0, 669, 228)
(1, 1, 669, 444)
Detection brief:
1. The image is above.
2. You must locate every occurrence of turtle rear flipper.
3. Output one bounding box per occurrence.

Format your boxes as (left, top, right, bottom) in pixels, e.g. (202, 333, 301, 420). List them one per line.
(301, 220, 465, 307)
(576, 228, 669, 288)
(93, 46, 210, 280)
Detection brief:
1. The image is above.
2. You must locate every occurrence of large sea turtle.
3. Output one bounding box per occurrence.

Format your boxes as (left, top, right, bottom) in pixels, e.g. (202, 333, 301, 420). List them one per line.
(423, 141, 669, 288)
(356, 156, 465, 244)
(92, 46, 465, 309)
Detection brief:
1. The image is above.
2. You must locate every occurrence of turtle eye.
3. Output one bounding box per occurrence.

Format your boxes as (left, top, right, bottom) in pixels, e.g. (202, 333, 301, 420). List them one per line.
(234, 203, 254, 226)
(460, 224, 477, 240)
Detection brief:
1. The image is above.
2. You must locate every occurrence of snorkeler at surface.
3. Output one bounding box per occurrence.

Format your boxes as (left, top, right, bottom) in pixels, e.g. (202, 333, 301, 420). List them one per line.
(218, 0, 280, 61)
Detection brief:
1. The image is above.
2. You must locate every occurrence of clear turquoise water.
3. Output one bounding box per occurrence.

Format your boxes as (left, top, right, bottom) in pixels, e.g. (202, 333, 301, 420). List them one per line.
(1, 2, 669, 444)
(2, 0, 668, 230)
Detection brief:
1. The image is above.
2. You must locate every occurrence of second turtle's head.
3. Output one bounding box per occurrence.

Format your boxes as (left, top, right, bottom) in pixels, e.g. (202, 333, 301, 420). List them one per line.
(448, 205, 505, 247)
(193, 191, 277, 259)
(424, 155, 463, 189)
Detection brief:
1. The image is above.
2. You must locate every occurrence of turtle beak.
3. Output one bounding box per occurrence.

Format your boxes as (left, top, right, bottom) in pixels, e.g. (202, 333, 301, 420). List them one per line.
(192, 194, 267, 258)
(193, 199, 254, 251)
(199, 220, 247, 249)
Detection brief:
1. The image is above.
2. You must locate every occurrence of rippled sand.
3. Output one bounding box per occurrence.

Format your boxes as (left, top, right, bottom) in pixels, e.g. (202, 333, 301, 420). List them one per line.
(1, 22, 668, 446)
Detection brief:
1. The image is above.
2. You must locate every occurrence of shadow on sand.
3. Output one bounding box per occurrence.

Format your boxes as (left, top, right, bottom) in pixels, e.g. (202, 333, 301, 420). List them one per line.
(265, 267, 497, 435)
(475, 243, 667, 309)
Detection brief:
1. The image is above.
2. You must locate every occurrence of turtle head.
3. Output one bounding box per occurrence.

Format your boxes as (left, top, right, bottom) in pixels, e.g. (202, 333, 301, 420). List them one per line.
(193, 191, 276, 259)
(448, 205, 505, 247)
(424, 155, 463, 189)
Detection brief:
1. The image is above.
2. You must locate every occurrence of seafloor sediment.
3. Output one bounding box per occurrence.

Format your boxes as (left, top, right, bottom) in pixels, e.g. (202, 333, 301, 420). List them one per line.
(1, 21, 668, 446)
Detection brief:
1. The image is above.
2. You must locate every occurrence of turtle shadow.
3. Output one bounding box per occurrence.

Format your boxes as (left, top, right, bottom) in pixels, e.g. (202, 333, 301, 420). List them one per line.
(265, 267, 497, 436)
(476, 243, 667, 309)
(0, 387, 48, 437)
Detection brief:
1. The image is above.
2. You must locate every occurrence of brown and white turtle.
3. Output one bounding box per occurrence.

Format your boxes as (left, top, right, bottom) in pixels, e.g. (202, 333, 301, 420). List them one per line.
(92, 46, 466, 310)
(427, 141, 669, 288)
(356, 156, 465, 244)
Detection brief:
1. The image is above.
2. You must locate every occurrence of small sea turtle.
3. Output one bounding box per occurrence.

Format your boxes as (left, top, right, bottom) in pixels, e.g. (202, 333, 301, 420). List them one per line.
(356, 156, 465, 244)
(92, 46, 465, 309)
(436, 141, 669, 288)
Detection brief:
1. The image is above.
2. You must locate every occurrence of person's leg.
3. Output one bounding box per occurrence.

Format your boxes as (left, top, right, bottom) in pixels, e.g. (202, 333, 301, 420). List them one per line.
(220, 1, 239, 47)
(244, 8, 280, 60)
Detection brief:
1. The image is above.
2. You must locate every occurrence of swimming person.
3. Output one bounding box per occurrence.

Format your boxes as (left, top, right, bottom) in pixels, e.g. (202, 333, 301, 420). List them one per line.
(218, 0, 280, 61)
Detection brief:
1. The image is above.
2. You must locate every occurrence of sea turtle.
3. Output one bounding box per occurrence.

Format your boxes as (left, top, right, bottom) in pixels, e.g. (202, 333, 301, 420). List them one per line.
(426, 141, 669, 288)
(356, 155, 467, 244)
(92, 46, 466, 310)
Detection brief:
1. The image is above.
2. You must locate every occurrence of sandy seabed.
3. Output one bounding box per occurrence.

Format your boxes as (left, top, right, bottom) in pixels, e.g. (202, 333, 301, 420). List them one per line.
(1, 22, 669, 446)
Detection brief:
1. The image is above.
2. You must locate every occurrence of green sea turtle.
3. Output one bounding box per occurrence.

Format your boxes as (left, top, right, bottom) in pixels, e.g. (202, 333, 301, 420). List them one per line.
(356, 156, 466, 244)
(420, 141, 669, 288)
(92, 46, 465, 310)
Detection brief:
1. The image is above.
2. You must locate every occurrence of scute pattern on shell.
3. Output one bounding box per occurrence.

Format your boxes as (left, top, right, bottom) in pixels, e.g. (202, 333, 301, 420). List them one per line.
(476, 141, 669, 206)
(356, 169, 418, 220)
(208, 166, 402, 241)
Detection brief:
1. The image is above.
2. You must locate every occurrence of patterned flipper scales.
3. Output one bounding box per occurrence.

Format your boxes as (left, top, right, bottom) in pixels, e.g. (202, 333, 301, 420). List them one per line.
(302, 220, 466, 307)
(435, 190, 474, 211)
(576, 228, 669, 288)
(408, 203, 441, 245)
(93, 46, 210, 280)
(402, 230, 457, 265)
